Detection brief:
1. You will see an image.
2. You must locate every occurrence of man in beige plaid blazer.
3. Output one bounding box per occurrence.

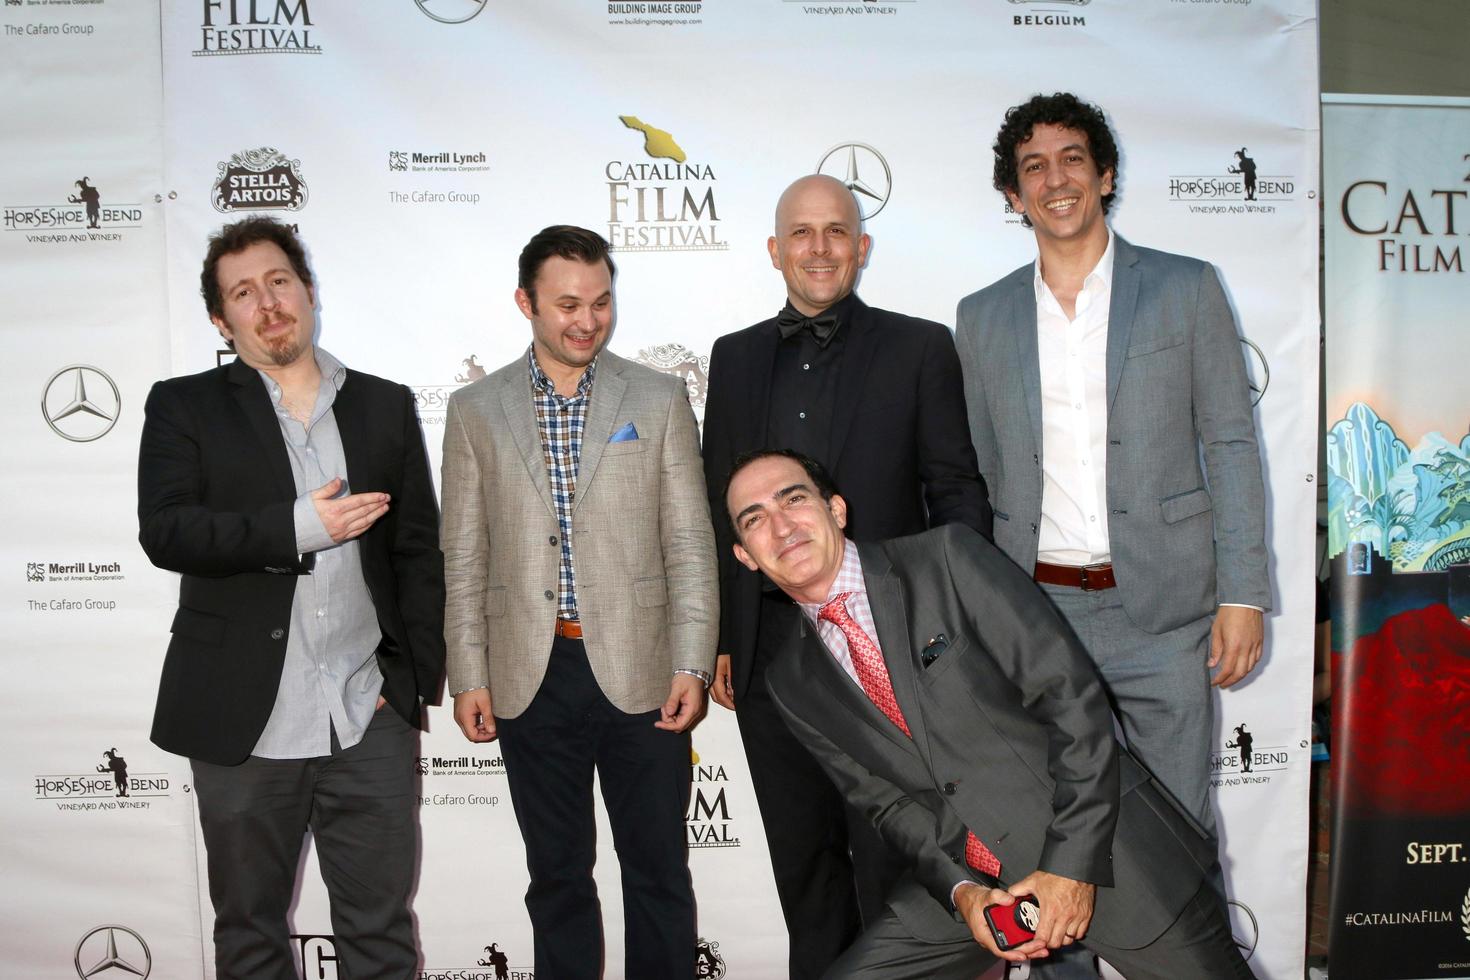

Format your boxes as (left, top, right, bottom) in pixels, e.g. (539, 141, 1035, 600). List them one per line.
(440, 225, 718, 980)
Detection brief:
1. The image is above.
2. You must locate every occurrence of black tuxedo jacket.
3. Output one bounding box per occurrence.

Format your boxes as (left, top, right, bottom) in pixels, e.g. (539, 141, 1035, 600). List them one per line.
(702, 296, 991, 696)
(766, 526, 1218, 949)
(138, 358, 445, 765)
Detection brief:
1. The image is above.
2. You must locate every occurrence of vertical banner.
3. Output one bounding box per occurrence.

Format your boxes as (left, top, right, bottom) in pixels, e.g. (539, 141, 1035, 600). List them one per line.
(1324, 95, 1470, 979)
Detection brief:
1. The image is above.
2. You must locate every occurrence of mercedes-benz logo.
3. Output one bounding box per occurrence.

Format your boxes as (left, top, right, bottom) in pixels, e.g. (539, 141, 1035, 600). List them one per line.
(42, 365, 120, 443)
(816, 142, 892, 220)
(414, 0, 488, 23)
(75, 925, 151, 979)
(1227, 899, 1260, 961)
(1240, 338, 1270, 406)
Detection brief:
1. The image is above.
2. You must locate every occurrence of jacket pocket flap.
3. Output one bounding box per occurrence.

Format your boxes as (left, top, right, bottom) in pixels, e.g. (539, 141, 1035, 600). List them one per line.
(1160, 487, 1212, 524)
(1126, 333, 1185, 358)
(170, 606, 226, 644)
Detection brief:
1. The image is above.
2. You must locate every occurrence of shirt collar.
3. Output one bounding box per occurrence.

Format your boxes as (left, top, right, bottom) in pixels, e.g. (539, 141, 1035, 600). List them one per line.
(798, 538, 865, 624)
(527, 346, 596, 399)
(1031, 229, 1115, 302)
(255, 346, 347, 395)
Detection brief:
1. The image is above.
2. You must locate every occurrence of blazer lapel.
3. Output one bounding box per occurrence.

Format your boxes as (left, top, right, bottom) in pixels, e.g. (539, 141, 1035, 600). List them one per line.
(497, 368, 557, 519)
(745, 322, 780, 448)
(226, 358, 296, 500)
(1106, 235, 1141, 414)
(858, 543, 931, 755)
(799, 620, 916, 757)
(827, 297, 881, 467)
(1011, 275, 1044, 455)
(332, 371, 368, 490)
(573, 351, 627, 512)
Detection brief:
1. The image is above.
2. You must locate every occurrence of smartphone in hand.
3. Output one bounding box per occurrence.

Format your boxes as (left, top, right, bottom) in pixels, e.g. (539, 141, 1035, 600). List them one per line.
(983, 895, 1040, 951)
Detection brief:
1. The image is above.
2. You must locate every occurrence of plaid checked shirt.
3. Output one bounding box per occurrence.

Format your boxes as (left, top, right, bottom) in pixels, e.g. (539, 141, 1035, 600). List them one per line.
(796, 539, 873, 685)
(528, 347, 596, 620)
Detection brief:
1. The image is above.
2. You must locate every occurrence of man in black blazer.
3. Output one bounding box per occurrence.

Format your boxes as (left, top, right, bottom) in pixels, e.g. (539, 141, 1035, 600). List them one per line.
(701, 174, 991, 977)
(723, 450, 1251, 979)
(138, 217, 444, 979)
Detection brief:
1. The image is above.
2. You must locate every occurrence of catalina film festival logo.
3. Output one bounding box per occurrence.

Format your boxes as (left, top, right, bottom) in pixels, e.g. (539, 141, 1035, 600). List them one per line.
(1168, 147, 1302, 214)
(35, 747, 171, 811)
(212, 147, 309, 213)
(4, 177, 143, 244)
(687, 747, 739, 848)
(194, 0, 320, 56)
(605, 116, 725, 252)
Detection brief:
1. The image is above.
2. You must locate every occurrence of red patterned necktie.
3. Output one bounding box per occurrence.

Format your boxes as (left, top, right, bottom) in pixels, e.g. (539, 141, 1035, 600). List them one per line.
(818, 593, 1001, 877)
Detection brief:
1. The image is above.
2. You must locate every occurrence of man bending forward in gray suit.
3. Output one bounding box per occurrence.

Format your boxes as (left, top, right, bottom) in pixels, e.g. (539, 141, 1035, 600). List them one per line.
(723, 450, 1253, 979)
(956, 93, 1270, 833)
(441, 225, 718, 979)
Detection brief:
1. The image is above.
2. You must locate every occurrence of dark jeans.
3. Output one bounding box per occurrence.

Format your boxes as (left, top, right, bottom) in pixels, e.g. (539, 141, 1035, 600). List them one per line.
(497, 635, 694, 980)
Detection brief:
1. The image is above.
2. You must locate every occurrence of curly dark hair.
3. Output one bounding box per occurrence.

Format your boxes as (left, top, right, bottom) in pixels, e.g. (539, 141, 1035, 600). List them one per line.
(200, 216, 314, 322)
(992, 92, 1120, 228)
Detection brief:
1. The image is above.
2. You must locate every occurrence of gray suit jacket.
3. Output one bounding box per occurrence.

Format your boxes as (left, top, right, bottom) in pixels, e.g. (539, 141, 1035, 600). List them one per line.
(765, 526, 1218, 951)
(955, 235, 1270, 633)
(440, 350, 718, 718)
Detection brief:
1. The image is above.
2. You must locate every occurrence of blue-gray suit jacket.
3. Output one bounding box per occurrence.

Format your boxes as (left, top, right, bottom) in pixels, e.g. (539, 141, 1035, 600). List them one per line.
(954, 235, 1270, 633)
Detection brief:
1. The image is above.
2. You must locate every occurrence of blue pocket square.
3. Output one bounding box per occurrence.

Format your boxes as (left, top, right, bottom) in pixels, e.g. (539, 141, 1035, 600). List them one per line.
(609, 422, 639, 443)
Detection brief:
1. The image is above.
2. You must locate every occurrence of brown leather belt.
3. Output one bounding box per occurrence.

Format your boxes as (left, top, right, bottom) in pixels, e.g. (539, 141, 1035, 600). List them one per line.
(1033, 560, 1116, 591)
(554, 618, 584, 639)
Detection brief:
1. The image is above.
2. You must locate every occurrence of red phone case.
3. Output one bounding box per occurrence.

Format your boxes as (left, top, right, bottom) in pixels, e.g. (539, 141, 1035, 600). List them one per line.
(984, 895, 1040, 950)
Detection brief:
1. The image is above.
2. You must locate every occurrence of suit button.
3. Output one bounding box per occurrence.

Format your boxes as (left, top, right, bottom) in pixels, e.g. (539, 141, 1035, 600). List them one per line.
(951, 852, 961, 864)
(943, 782, 956, 795)
(1030, 523, 1038, 533)
(544, 590, 554, 600)
(549, 536, 558, 546)
(269, 628, 284, 640)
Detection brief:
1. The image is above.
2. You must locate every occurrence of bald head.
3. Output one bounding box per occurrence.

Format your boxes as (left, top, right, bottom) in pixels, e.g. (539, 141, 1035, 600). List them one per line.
(773, 174, 861, 236)
(768, 174, 871, 316)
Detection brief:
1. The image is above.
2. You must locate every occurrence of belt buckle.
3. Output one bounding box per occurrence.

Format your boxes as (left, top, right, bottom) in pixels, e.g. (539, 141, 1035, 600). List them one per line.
(1079, 563, 1108, 591)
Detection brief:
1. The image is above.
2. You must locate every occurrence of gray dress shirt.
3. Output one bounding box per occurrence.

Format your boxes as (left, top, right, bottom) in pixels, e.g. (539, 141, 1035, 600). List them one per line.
(251, 348, 384, 759)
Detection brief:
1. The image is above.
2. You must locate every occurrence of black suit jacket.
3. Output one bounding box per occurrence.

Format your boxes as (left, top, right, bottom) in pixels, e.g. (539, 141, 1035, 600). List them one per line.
(702, 297, 991, 696)
(138, 357, 445, 766)
(766, 526, 1217, 949)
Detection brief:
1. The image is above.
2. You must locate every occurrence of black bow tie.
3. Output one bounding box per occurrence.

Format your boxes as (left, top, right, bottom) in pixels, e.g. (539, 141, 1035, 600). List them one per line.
(776, 307, 841, 349)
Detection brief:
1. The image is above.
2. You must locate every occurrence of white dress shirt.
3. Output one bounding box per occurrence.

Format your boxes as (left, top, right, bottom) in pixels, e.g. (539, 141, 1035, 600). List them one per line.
(1034, 233, 1114, 566)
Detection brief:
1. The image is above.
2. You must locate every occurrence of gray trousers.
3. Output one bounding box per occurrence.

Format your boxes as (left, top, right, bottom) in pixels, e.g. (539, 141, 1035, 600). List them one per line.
(191, 706, 419, 980)
(1039, 582, 1218, 833)
(823, 878, 1254, 980)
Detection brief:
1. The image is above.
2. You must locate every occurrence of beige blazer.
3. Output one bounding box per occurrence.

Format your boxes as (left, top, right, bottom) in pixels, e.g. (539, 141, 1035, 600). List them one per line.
(441, 349, 717, 718)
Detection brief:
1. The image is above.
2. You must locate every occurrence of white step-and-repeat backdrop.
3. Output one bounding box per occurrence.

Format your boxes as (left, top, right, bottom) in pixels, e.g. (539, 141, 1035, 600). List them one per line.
(5, 2, 1319, 977)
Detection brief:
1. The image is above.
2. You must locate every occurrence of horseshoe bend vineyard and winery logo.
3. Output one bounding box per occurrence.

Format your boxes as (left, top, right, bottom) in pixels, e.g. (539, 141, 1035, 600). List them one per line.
(1167, 148, 1302, 214)
(4, 177, 142, 243)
